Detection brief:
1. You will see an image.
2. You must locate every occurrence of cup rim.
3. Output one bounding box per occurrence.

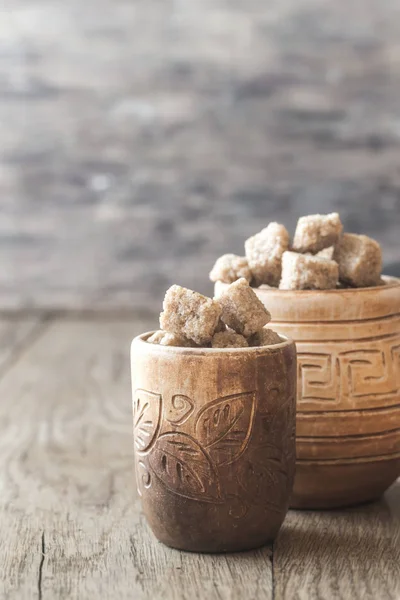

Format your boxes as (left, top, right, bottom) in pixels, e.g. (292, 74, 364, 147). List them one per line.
(216, 274, 400, 296)
(131, 330, 294, 356)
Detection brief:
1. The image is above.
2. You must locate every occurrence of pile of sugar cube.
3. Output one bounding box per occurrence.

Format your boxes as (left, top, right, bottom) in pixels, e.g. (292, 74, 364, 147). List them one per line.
(210, 213, 383, 290)
(147, 278, 282, 348)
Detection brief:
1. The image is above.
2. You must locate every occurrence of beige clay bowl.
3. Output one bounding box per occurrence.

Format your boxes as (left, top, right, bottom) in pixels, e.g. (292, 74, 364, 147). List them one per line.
(215, 276, 400, 509)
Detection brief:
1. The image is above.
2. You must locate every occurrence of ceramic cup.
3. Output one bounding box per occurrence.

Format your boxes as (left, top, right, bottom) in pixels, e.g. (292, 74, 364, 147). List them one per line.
(131, 333, 296, 553)
(216, 275, 400, 509)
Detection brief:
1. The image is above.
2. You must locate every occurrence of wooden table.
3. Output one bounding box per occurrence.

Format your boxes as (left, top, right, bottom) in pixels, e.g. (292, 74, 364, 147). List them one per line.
(1, 315, 399, 599)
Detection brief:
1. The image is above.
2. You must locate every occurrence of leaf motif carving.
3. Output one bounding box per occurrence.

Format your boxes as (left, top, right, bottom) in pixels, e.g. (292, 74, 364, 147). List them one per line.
(149, 433, 221, 502)
(133, 389, 162, 453)
(237, 458, 285, 509)
(236, 394, 295, 507)
(271, 395, 296, 429)
(195, 392, 256, 466)
(135, 457, 151, 497)
(166, 394, 195, 426)
(270, 395, 296, 469)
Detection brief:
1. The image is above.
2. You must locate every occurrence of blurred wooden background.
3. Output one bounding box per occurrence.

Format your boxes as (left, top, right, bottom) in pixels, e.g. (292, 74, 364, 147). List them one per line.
(1, 0, 400, 313)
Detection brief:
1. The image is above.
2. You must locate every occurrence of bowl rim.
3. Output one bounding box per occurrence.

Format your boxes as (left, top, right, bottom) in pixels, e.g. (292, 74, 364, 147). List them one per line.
(216, 274, 400, 296)
(131, 330, 294, 356)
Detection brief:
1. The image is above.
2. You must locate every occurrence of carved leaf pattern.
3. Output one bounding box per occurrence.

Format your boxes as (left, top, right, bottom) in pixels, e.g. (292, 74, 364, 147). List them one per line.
(270, 396, 296, 471)
(135, 456, 151, 497)
(195, 392, 255, 466)
(133, 389, 162, 453)
(237, 458, 286, 509)
(271, 395, 296, 429)
(149, 433, 220, 502)
(243, 393, 296, 505)
(166, 394, 195, 426)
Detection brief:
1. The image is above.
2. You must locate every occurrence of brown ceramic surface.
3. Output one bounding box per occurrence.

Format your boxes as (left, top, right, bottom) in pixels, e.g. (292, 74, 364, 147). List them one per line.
(216, 276, 400, 509)
(131, 335, 297, 553)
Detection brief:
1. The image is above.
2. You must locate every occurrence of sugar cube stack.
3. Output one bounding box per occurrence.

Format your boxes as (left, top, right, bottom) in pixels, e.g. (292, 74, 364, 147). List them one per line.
(209, 211, 383, 291)
(149, 211, 385, 349)
(148, 280, 281, 349)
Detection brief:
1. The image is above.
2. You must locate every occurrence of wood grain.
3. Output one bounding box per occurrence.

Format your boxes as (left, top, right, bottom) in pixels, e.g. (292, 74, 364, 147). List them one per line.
(0, 318, 272, 599)
(0, 317, 398, 599)
(0, 317, 43, 373)
(274, 481, 400, 600)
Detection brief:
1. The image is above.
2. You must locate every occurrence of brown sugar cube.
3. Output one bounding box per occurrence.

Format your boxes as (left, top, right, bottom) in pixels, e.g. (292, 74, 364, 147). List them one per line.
(333, 233, 382, 287)
(249, 328, 282, 347)
(245, 222, 290, 286)
(147, 330, 195, 347)
(209, 254, 252, 284)
(218, 278, 271, 337)
(160, 333, 197, 347)
(316, 246, 335, 260)
(160, 285, 221, 345)
(292, 213, 342, 254)
(211, 330, 249, 348)
(279, 251, 339, 290)
(147, 330, 166, 344)
(215, 318, 226, 333)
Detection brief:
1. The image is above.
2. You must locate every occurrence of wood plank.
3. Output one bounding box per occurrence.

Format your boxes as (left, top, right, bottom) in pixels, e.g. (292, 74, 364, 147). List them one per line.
(0, 317, 43, 374)
(0, 318, 272, 600)
(274, 481, 400, 600)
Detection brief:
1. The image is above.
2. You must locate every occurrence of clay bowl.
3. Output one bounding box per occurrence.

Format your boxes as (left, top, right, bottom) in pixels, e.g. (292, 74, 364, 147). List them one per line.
(131, 333, 296, 553)
(216, 276, 400, 509)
